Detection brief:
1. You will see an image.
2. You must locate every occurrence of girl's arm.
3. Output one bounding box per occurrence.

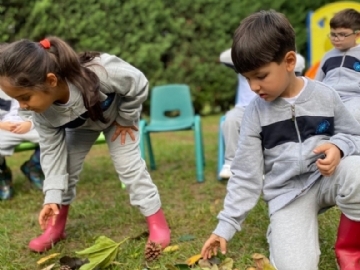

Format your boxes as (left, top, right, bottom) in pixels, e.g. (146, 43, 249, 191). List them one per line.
(95, 55, 149, 126)
(32, 113, 68, 205)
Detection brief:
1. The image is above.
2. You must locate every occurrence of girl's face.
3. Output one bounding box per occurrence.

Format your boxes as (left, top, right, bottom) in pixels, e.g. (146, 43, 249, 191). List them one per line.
(0, 77, 56, 113)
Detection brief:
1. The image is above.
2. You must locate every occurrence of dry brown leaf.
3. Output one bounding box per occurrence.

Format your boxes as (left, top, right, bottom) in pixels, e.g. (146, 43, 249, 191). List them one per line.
(251, 253, 275, 270)
(186, 254, 202, 266)
(36, 253, 61, 265)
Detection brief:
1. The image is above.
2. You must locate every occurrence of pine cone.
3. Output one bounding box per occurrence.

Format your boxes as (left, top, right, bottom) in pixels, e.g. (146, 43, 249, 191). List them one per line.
(59, 265, 72, 270)
(145, 241, 162, 262)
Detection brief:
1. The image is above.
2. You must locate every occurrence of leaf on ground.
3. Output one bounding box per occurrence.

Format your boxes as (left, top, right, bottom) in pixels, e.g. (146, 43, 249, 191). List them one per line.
(59, 256, 89, 268)
(178, 234, 196, 242)
(163, 245, 179, 253)
(37, 253, 60, 265)
(208, 257, 221, 265)
(219, 257, 233, 270)
(76, 236, 128, 270)
(251, 253, 276, 270)
(40, 263, 55, 270)
(186, 254, 202, 266)
(198, 259, 212, 268)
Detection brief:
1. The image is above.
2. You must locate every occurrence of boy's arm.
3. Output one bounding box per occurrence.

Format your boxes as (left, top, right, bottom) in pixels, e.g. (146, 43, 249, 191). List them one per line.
(213, 104, 264, 241)
(329, 91, 360, 156)
(314, 60, 325, 81)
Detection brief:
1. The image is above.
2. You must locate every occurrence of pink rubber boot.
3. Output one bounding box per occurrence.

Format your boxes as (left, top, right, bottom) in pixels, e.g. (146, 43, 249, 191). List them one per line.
(146, 209, 171, 249)
(28, 205, 69, 253)
(335, 213, 360, 269)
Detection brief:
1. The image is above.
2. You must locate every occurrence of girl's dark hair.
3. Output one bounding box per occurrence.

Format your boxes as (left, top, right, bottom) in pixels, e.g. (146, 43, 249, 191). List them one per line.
(0, 36, 106, 123)
(330, 8, 360, 31)
(231, 10, 296, 73)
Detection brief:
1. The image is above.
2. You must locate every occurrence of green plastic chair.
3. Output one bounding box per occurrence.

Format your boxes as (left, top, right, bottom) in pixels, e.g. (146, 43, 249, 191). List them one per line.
(139, 84, 205, 182)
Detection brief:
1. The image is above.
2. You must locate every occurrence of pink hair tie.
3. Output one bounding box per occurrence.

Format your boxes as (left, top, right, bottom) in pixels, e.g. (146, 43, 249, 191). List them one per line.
(39, 39, 50, 49)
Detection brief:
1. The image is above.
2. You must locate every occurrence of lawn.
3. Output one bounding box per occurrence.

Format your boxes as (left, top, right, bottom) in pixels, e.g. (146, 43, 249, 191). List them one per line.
(0, 115, 340, 270)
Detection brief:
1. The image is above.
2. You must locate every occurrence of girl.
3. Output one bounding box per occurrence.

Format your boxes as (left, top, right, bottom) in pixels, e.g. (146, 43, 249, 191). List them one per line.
(0, 91, 44, 199)
(0, 37, 170, 252)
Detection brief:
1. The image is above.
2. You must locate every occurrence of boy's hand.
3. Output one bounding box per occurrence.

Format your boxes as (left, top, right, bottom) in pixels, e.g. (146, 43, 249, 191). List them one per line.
(11, 121, 31, 134)
(201, 234, 227, 259)
(0, 121, 18, 131)
(39, 204, 59, 230)
(313, 143, 342, 176)
(111, 121, 138, 144)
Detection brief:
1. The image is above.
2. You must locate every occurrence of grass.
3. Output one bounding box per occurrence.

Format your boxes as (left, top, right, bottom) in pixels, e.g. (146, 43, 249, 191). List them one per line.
(0, 115, 340, 270)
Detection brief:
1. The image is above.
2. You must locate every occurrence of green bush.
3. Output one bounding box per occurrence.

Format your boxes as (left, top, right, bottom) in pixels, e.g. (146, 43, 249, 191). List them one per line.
(0, 0, 330, 114)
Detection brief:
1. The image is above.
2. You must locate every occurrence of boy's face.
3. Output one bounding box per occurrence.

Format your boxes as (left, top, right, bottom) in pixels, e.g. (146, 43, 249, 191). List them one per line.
(242, 52, 297, 101)
(329, 28, 359, 51)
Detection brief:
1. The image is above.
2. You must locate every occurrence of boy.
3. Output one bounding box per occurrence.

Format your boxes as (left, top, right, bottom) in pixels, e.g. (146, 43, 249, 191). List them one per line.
(218, 49, 305, 179)
(0, 90, 44, 199)
(201, 10, 360, 270)
(315, 8, 360, 123)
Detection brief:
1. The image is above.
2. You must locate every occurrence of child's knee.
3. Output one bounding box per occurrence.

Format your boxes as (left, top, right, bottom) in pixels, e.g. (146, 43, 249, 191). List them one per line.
(271, 251, 319, 270)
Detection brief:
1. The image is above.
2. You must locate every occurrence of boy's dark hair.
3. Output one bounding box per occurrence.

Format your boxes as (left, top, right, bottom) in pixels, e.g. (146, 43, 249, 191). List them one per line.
(231, 10, 296, 73)
(330, 8, 360, 31)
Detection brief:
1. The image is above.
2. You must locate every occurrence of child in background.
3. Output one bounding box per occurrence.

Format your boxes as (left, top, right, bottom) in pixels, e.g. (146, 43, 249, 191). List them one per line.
(0, 90, 44, 200)
(218, 49, 305, 179)
(201, 10, 360, 270)
(0, 37, 170, 253)
(315, 8, 360, 123)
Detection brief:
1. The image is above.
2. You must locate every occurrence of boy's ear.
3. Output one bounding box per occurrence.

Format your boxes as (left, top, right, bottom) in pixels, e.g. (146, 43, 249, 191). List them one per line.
(355, 30, 360, 40)
(45, 73, 58, 87)
(284, 51, 296, 72)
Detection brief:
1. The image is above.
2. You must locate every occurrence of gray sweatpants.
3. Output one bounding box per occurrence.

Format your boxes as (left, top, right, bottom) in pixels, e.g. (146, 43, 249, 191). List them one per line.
(343, 97, 360, 124)
(0, 129, 39, 156)
(222, 106, 245, 166)
(267, 156, 360, 270)
(62, 124, 160, 217)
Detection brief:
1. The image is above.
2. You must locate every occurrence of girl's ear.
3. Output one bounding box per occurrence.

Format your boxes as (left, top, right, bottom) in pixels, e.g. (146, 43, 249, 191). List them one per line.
(45, 73, 58, 87)
(284, 51, 297, 72)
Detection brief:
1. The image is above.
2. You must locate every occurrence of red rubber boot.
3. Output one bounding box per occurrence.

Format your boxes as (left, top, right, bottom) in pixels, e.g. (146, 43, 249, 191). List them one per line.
(335, 213, 360, 269)
(28, 205, 69, 252)
(146, 209, 171, 249)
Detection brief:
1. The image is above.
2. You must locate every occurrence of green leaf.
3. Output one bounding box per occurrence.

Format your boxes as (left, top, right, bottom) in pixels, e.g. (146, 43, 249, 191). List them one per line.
(76, 236, 128, 270)
(76, 236, 119, 255)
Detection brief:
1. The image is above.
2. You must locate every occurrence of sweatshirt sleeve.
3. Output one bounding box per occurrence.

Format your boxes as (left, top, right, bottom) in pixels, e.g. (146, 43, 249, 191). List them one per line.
(314, 61, 325, 81)
(103, 63, 149, 126)
(213, 103, 264, 241)
(32, 113, 68, 205)
(329, 90, 360, 156)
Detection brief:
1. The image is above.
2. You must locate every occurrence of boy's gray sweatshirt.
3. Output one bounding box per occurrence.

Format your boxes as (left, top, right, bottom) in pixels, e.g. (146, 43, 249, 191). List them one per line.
(20, 53, 149, 205)
(213, 79, 360, 241)
(315, 45, 360, 101)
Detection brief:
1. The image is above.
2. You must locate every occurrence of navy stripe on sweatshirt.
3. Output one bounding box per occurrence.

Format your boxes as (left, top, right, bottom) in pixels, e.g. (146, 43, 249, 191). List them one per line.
(322, 55, 360, 75)
(261, 116, 334, 149)
(0, 98, 11, 111)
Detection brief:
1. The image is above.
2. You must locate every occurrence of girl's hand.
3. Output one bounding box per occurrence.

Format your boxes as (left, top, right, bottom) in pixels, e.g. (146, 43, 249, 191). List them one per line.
(313, 143, 342, 176)
(111, 121, 138, 144)
(201, 233, 227, 259)
(0, 121, 18, 132)
(39, 204, 59, 230)
(11, 121, 31, 134)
